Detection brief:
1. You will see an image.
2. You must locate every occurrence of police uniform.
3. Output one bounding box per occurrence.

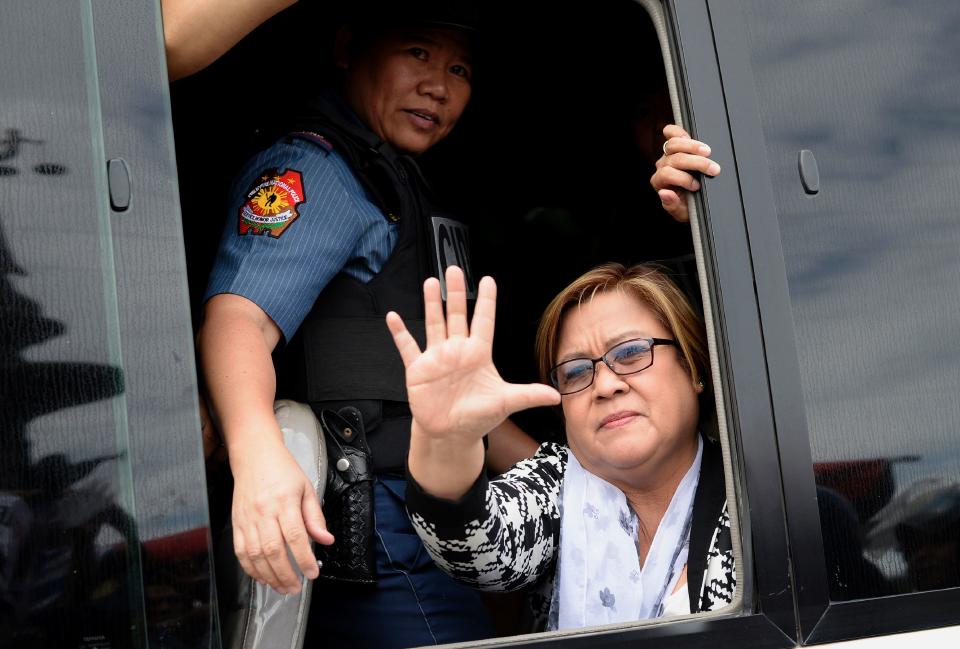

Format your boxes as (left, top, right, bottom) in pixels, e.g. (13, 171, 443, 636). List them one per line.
(205, 93, 493, 647)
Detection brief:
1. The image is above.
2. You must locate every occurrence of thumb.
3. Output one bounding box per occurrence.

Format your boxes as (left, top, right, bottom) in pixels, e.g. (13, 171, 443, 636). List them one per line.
(502, 382, 562, 416)
(659, 189, 689, 223)
(302, 489, 334, 546)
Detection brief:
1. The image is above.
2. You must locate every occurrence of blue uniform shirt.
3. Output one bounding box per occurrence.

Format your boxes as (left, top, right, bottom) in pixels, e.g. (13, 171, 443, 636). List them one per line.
(204, 136, 398, 341)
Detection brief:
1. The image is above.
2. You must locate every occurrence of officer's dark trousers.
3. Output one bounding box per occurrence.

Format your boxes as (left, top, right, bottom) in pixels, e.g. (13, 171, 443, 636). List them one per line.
(306, 476, 496, 647)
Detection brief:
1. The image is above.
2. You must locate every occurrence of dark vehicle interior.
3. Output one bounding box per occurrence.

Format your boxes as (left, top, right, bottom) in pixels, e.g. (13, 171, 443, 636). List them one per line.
(171, 0, 691, 447)
(170, 0, 693, 637)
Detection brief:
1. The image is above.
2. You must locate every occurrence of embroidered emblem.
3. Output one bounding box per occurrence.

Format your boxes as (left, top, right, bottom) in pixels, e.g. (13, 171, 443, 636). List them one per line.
(238, 168, 306, 237)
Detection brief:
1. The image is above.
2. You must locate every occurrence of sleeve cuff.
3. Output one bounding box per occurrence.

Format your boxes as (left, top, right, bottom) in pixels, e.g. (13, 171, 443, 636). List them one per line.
(405, 467, 490, 532)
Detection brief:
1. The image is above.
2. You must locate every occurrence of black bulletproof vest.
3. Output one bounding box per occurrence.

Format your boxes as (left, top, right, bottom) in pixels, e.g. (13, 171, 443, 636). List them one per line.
(274, 96, 473, 472)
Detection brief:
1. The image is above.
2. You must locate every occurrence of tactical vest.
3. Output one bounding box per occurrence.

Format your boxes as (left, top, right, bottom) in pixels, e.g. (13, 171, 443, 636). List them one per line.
(274, 96, 475, 472)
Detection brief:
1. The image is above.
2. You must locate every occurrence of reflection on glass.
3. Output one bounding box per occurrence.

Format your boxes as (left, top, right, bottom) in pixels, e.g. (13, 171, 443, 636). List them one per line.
(32, 163, 68, 176)
(0, 128, 44, 161)
(3, 1, 214, 647)
(866, 479, 960, 592)
(0, 220, 128, 647)
(0, 128, 68, 179)
(743, 0, 960, 599)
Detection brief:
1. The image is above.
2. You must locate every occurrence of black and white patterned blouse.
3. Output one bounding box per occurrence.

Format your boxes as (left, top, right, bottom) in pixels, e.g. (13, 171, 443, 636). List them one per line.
(405, 439, 736, 629)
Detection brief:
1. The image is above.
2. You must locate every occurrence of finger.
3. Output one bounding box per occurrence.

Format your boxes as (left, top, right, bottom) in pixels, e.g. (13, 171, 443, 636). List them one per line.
(445, 265, 469, 338)
(653, 166, 701, 192)
(257, 518, 301, 593)
(423, 277, 446, 348)
(303, 489, 335, 546)
(232, 525, 263, 585)
(663, 152, 721, 177)
(502, 382, 562, 416)
(243, 524, 284, 592)
(662, 123, 690, 140)
(386, 311, 422, 367)
(664, 137, 712, 158)
(658, 189, 690, 223)
(470, 276, 497, 344)
(278, 502, 318, 582)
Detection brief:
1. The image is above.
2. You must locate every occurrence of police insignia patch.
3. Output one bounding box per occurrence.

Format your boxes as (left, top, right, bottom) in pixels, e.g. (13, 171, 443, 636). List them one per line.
(238, 168, 306, 237)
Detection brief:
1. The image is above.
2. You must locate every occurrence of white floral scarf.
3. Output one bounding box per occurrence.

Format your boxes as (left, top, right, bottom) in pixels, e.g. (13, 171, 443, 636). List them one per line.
(550, 435, 703, 630)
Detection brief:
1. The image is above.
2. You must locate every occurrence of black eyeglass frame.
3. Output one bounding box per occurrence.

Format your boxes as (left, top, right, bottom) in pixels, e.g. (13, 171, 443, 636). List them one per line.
(548, 337, 678, 396)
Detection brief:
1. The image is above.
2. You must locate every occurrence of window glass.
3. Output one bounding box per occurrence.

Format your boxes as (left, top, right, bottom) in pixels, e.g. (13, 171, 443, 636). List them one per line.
(0, 1, 141, 647)
(741, 0, 960, 598)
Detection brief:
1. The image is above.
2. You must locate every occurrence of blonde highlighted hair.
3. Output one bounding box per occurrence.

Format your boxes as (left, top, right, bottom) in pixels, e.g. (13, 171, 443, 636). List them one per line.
(535, 263, 715, 436)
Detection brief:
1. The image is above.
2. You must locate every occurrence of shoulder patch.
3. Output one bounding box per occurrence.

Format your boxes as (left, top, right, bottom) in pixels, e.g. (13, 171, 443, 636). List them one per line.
(238, 168, 306, 238)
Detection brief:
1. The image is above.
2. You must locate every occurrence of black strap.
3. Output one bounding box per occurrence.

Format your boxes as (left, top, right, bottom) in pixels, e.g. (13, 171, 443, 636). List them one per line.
(687, 438, 727, 612)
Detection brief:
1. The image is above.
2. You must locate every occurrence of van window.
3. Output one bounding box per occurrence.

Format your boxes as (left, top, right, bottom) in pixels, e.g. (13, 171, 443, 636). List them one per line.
(740, 0, 960, 599)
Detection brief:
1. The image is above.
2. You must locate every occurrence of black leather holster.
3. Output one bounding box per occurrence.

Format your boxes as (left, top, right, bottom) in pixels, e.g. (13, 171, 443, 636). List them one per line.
(317, 406, 376, 584)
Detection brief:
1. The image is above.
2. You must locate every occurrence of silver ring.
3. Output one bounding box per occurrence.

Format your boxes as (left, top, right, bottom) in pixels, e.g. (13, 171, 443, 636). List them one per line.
(662, 141, 669, 156)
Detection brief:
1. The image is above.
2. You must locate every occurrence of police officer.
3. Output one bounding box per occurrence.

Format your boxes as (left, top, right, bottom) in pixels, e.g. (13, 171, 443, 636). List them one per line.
(196, 2, 534, 646)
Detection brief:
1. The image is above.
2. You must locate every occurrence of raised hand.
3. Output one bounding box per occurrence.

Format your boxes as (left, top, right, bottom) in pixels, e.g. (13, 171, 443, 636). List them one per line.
(650, 124, 721, 222)
(387, 267, 560, 499)
(387, 267, 560, 443)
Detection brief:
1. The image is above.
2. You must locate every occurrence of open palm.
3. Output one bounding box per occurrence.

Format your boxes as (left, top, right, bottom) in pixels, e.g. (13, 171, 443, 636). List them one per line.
(386, 267, 559, 444)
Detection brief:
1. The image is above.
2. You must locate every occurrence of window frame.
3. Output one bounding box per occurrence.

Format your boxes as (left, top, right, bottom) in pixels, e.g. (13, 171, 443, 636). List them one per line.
(660, 0, 799, 642)
(91, 0, 219, 644)
(706, 0, 960, 644)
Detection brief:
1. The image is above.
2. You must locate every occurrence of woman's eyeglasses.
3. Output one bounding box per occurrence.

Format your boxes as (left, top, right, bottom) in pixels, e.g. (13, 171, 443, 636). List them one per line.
(548, 337, 677, 395)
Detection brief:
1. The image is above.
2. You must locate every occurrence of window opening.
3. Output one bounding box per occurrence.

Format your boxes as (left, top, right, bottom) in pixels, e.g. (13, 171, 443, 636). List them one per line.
(170, 0, 744, 643)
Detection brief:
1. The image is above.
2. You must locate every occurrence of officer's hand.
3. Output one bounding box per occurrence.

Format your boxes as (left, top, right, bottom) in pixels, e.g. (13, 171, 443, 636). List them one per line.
(650, 124, 721, 222)
(230, 439, 334, 594)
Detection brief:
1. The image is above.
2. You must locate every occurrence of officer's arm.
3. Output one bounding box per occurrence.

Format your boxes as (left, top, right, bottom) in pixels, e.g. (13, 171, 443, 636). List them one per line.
(486, 419, 540, 474)
(198, 293, 332, 594)
(162, 0, 297, 82)
(199, 293, 283, 452)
